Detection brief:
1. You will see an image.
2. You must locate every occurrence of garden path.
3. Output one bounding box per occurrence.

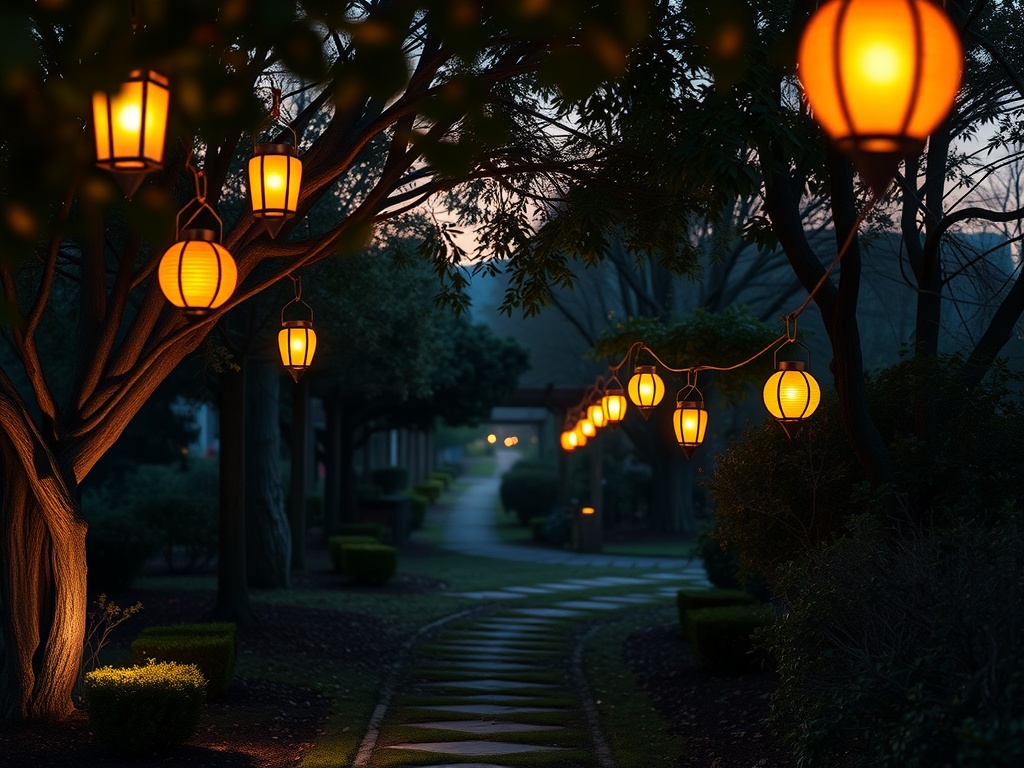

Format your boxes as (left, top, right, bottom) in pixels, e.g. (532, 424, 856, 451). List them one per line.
(351, 452, 709, 767)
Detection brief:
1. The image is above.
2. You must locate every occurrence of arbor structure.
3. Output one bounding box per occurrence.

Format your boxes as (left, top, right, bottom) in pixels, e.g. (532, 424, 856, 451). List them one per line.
(0, 1, 656, 721)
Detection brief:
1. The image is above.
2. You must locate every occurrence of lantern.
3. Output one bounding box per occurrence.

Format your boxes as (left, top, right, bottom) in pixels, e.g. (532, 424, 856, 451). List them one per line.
(158, 229, 237, 317)
(580, 417, 597, 439)
(560, 430, 577, 451)
(278, 276, 317, 382)
(763, 361, 821, 438)
(627, 365, 665, 418)
(93, 69, 170, 197)
(587, 403, 606, 430)
(673, 393, 709, 459)
(249, 143, 303, 238)
(797, 0, 962, 193)
(601, 386, 628, 425)
(574, 421, 589, 448)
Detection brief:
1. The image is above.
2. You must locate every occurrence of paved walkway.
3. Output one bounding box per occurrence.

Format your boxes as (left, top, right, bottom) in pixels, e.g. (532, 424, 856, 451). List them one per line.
(351, 454, 709, 767)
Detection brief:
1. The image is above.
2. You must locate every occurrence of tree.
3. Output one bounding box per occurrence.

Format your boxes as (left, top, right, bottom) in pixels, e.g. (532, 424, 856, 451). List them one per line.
(0, 1, 658, 721)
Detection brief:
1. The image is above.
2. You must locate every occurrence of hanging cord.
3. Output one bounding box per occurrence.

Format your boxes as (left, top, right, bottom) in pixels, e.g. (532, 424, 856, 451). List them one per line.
(174, 147, 224, 240)
(281, 273, 314, 324)
(595, 187, 882, 385)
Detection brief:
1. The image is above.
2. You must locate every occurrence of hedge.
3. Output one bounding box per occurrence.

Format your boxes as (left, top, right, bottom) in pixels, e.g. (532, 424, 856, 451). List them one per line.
(84, 661, 206, 755)
(499, 465, 559, 525)
(340, 543, 397, 585)
(328, 535, 380, 571)
(676, 588, 757, 627)
(137, 622, 238, 679)
(408, 493, 429, 530)
(685, 604, 774, 673)
(336, 523, 385, 541)
(131, 632, 235, 698)
(414, 479, 444, 503)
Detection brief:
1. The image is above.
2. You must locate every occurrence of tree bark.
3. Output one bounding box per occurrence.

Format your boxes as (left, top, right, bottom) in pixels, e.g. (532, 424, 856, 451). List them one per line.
(0, 449, 86, 721)
(244, 360, 291, 589)
(213, 364, 253, 624)
(288, 377, 310, 572)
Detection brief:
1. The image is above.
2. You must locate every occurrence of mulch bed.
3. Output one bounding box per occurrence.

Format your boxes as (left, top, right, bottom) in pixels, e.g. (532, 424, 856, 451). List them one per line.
(626, 621, 790, 768)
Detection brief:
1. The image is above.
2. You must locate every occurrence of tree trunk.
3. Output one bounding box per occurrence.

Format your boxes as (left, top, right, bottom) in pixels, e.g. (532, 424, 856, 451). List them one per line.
(244, 360, 290, 589)
(323, 393, 341, 539)
(0, 457, 87, 721)
(339, 401, 358, 525)
(288, 377, 310, 572)
(213, 364, 253, 624)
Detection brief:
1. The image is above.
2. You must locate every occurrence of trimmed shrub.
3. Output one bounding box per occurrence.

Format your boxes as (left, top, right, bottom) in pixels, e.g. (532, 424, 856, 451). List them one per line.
(370, 466, 409, 495)
(686, 604, 773, 673)
(439, 462, 462, 478)
(84, 661, 206, 756)
(138, 623, 238, 679)
(336, 523, 385, 541)
(414, 479, 444, 503)
(500, 465, 558, 525)
(529, 515, 547, 542)
(676, 588, 756, 627)
(429, 470, 454, 489)
(408, 493, 429, 530)
(131, 632, 235, 698)
(340, 543, 397, 585)
(328, 535, 380, 571)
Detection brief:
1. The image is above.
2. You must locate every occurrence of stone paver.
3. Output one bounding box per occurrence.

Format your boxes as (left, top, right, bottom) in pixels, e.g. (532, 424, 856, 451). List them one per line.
(416, 704, 561, 715)
(426, 679, 556, 691)
(408, 720, 564, 734)
(554, 600, 629, 610)
(386, 740, 568, 756)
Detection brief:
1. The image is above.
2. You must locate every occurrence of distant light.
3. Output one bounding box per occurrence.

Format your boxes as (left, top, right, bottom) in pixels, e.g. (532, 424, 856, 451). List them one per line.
(581, 507, 595, 516)
(487, 434, 497, 444)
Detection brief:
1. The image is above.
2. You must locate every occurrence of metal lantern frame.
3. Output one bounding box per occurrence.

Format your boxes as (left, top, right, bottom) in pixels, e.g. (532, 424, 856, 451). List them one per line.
(600, 374, 628, 426)
(672, 374, 709, 459)
(279, 275, 317, 382)
(93, 68, 170, 197)
(158, 169, 237, 318)
(763, 339, 821, 438)
(249, 87, 303, 238)
(627, 364, 665, 418)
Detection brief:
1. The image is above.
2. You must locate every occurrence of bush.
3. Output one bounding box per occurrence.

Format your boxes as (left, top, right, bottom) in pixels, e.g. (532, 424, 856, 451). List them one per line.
(84, 507, 159, 591)
(765, 517, 1024, 767)
(414, 479, 444, 502)
(340, 543, 397, 585)
(136, 496, 217, 573)
(131, 631, 235, 698)
(408, 493, 429, 530)
(429, 470, 454, 489)
(336, 523, 385, 541)
(370, 466, 409, 495)
(676, 588, 756, 627)
(84, 661, 206, 756)
(686, 604, 773, 673)
(328, 535, 380, 571)
(439, 462, 462, 478)
(500, 464, 559, 526)
(529, 515, 547, 542)
(138, 623, 238, 680)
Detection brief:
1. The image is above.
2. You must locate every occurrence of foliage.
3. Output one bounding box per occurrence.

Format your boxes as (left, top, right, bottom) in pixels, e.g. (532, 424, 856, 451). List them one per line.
(685, 605, 773, 673)
(369, 466, 409, 496)
(429, 471, 454, 489)
(79, 595, 144, 691)
(131, 633, 236, 699)
(407, 494, 429, 531)
(83, 661, 206, 756)
(695, 529, 741, 589)
(336, 523, 385, 541)
(137, 623, 238, 681)
(675, 588, 755, 628)
(328, 535, 381, 572)
(413, 479, 445, 503)
(765, 516, 1024, 767)
(340, 544, 398, 585)
(499, 463, 560, 526)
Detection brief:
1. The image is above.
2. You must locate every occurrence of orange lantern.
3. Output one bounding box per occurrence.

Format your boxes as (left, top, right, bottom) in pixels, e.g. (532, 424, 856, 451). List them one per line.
(249, 143, 303, 238)
(93, 70, 170, 197)
(763, 360, 821, 438)
(158, 229, 237, 317)
(278, 277, 317, 382)
(601, 388, 628, 425)
(587, 403, 606, 430)
(560, 430, 577, 451)
(627, 365, 665, 418)
(673, 388, 709, 459)
(797, 0, 962, 192)
(579, 417, 596, 439)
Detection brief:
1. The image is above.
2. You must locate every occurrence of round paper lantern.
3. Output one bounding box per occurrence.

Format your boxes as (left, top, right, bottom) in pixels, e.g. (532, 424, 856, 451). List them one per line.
(158, 229, 237, 317)
(763, 361, 822, 437)
(627, 365, 665, 418)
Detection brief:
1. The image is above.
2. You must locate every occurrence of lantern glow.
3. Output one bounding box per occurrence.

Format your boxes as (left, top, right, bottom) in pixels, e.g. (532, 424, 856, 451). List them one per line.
(93, 70, 170, 197)
(248, 143, 303, 238)
(673, 398, 709, 459)
(158, 229, 237, 317)
(560, 430, 577, 451)
(580, 417, 596, 438)
(587, 403, 606, 429)
(601, 390, 627, 424)
(763, 361, 821, 437)
(278, 320, 317, 382)
(627, 365, 665, 417)
(797, 0, 962, 191)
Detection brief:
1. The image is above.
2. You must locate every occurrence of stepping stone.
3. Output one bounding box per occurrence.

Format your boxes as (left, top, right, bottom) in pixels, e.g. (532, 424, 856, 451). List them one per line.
(407, 720, 563, 734)
(427, 694, 539, 703)
(554, 600, 626, 610)
(503, 586, 554, 594)
(417, 704, 560, 715)
(588, 575, 652, 585)
(386, 741, 567, 756)
(598, 594, 657, 604)
(433, 646, 554, 657)
(448, 630, 560, 642)
(641, 572, 691, 581)
(452, 590, 525, 599)
(511, 608, 584, 619)
(535, 582, 589, 591)
(426, 679, 554, 691)
(439, 660, 544, 671)
(562, 578, 610, 586)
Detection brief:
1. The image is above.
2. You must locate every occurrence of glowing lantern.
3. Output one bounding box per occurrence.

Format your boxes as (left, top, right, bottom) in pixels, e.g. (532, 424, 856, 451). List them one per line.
(249, 143, 303, 238)
(487, 433, 497, 444)
(763, 361, 821, 438)
(673, 393, 709, 459)
(581, 506, 595, 516)
(158, 229, 237, 317)
(574, 421, 589, 448)
(560, 430, 577, 451)
(93, 70, 170, 197)
(587, 403, 606, 429)
(580, 417, 596, 439)
(601, 387, 628, 425)
(278, 276, 317, 382)
(628, 365, 665, 418)
(797, 0, 962, 193)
